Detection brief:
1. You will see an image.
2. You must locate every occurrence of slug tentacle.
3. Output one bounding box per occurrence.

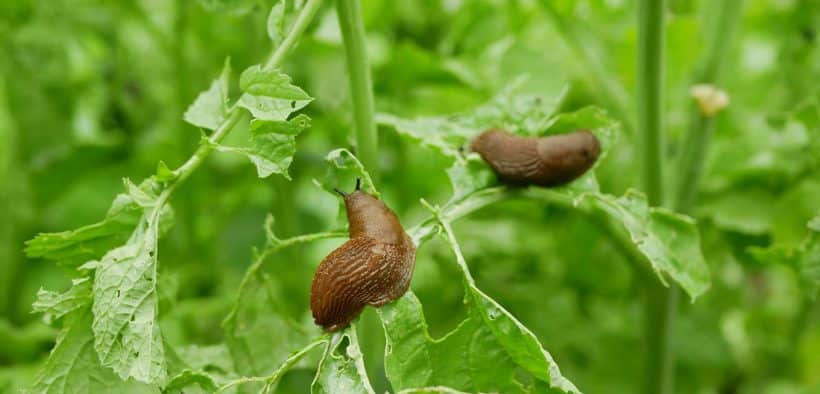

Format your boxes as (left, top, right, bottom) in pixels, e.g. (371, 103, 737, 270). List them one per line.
(309, 186, 416, 332)
(470, 128, 601, 187)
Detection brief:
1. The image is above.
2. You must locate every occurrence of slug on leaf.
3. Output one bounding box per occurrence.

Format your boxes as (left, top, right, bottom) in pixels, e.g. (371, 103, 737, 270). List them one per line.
(310, 179, 416, 332)
(470, 128, 601, 187)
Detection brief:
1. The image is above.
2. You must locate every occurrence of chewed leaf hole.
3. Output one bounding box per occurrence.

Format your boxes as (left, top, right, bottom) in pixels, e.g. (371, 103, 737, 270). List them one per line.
(487, 308, 501, 320)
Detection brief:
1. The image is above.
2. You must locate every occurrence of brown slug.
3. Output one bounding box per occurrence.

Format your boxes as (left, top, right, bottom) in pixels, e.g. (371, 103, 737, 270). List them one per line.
(310, 179, 416, 332)
(470, 128, 601, 187)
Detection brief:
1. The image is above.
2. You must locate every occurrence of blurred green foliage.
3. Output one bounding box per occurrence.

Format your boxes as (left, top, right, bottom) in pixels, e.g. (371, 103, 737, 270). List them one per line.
(1, 0, 819, 393)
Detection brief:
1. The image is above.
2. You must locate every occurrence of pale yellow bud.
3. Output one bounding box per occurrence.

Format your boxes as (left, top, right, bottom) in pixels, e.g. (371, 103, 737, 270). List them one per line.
(690, 84, 730, 118)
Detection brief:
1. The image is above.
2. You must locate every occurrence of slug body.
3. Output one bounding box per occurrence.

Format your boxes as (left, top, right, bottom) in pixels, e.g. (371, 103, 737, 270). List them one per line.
(310, 187, 416, 332)
(470, 129, 601, 187)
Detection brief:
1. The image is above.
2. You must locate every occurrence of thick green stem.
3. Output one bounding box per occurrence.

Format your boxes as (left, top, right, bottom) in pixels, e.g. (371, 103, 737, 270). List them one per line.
(643, 282, 678, 394)
(336, 0, 379, 178)
(637, 0, 666, 208)
(636, 1, 675, 394)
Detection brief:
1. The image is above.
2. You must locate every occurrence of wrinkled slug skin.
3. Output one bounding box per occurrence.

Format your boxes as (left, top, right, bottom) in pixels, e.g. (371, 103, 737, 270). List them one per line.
(470, 128, 601, 187)
(310, 191, 416, 332)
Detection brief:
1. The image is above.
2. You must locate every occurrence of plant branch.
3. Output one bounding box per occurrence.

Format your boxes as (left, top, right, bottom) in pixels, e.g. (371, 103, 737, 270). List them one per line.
(337, 0, 379, 178)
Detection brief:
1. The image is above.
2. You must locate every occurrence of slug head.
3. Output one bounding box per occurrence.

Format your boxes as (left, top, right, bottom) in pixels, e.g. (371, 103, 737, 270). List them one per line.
(335, 180, 406, 244)
(535, 129, 601, 185)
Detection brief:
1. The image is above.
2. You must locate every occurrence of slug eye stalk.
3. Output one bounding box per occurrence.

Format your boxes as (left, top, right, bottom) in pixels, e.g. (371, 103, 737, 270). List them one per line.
(332, 178, 362, 197)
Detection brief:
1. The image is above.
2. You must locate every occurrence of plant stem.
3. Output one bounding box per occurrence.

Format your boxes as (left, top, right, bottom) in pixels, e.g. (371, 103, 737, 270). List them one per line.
(644, 282, 678, 394)
(636, 0, 666, 208)
(674, 113, 714, 211)
(336, 0, 379, 179)
(636, 1, 675, 394)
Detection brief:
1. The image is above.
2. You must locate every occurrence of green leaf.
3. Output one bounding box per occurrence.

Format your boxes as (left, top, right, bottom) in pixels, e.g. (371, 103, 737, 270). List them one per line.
(174, 344, 236, 377)
(208, 114, 310, 179)
(377, 86, 572, 159)
(468, 286, 580, 393)
(32, 277, 92, 325)
(90, 181, 172, 384)
(704, 117, 813, 192)
(30, 308, 158, 394)
(750, 229, 820, 298)
(163, 343, 237, 393)
(809, 211, 820, 232)
(311, 328, 375, 394)
(237, 66, 312, 122)
(586, 190, 711, 300)
(380, 90, 617, 198)
(222, 218, 339, 382)
(316, 148, 379, 197)
(445, 157, 496, 200)
(237, 94, 312, 122)
(239, 65, 311, 101)
(697, 187, 777, 235)
(408, 211, 579, 393)
(91, 212, 165, 384)
(378, 292, 578, 394)
(267, 3, 286, 45)
(25, 179, 171, 267)
(223, 270, 319, 379)
(184, 59, 231, 130)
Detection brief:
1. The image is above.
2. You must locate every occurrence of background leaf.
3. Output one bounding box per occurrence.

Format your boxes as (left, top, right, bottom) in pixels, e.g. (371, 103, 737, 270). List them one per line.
(184, 59, 231, 131)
